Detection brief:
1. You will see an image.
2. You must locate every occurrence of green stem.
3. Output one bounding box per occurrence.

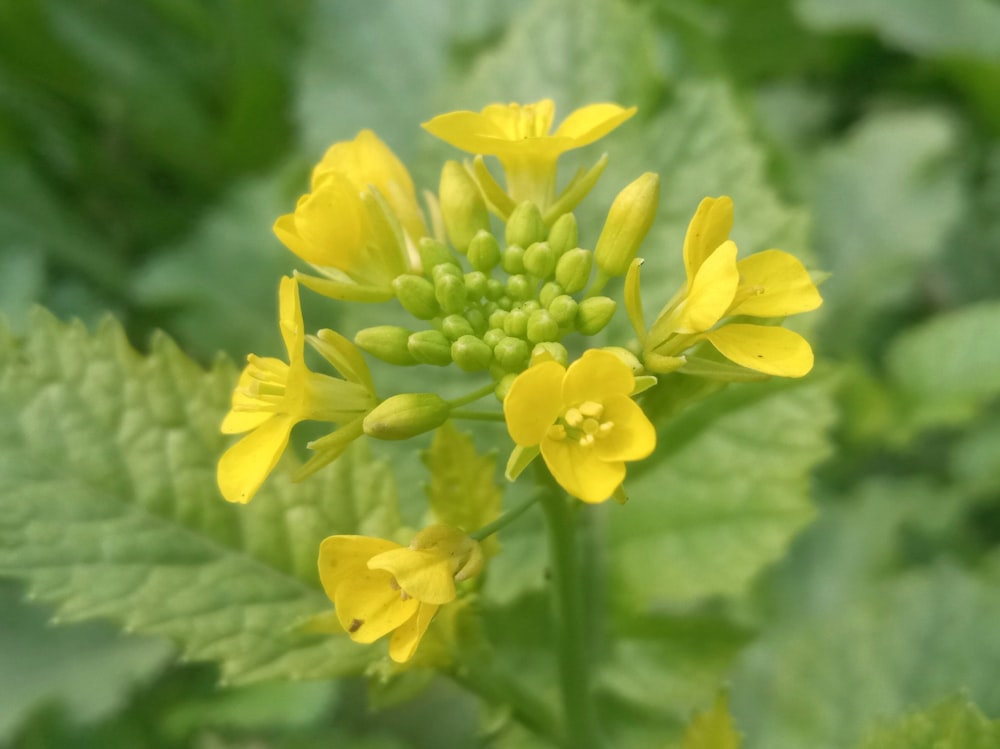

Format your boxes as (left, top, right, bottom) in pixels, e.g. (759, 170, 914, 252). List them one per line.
(445, 381, 498, 409)
(470, 490, 540, 542)
(539, 485, 601, 748)
(449, 410, 505, 422)
(584, 270, 610, 299)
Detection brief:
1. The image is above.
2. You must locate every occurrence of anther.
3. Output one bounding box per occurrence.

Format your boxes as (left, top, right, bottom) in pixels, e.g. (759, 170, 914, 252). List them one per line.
(547, 424, 568, 441)
(578, 434, 595, 447)
(564, 408, 584, 427)
(578, 401, 604, 419)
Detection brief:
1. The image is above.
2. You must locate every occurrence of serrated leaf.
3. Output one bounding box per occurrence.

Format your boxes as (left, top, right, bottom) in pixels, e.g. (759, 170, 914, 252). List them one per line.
(610, 379, 834, 606)
(422, 422, 501, 555)
(682, 692, 742, 749)
(854, 696, 1000, 749)
(886, 301, 1000, 432)
(0, 309, 404, 683)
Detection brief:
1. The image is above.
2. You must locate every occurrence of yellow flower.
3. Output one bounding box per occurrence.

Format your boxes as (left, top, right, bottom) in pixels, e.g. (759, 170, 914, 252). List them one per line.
(274, 131, 424, 302)
(422, 99, 636, 208)
(503, 349, 656, 503)
(629, 196, 823, 378)
(217, 276, 377, 503)
(318, 525, 483, 663)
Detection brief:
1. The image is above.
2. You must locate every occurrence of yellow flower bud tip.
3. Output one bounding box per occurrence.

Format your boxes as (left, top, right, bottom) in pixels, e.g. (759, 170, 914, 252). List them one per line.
(502, 349, 656, 503)
(439, 160, 490, 252)
(576, 296, 617, 336)
(594, 172, 660, 278)
(362, 393, 450, 440)
(506, 201, 547, 249)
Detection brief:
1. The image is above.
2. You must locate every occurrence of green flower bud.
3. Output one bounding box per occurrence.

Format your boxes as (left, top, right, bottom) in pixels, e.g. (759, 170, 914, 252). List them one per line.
(547, 213, 578, 256)
(501, 244, 525, 274)
(354, 325, 416, 366)
(547, 294, 579, 326)
(451, 334, 493, 371)
(497, 295, 512, 311)
(486, 278, 505, 300)
(465, 271, 488, 301)
(418, 237, 457, 273)
(527, 309, 559, 343)
(393, 274, 440, 320)
(495, 373, 517, 401)
(432, 262, 462, 280)
(602, 346, 643, 374)
(555, 248, 593, 294)
(506, 274, 533, 301)
(494, 336, 530, 371)
(440, 160, 490, 253)
(531, 341, 569, 367)
(442, 314, 475, 340)
(523, 241, 556, 279)
(539, 281, 564, 308)
(483, 327, 505, 348)
(435, 273, 467, 315)
(594, 172, 660, 278)
(503, 309, 528, 339)
(466, 307, 487, 335)
(468, 230, 501, 272)
(408, 329, 453, 366)
(488, 308, 508, 330)
(576, 296, 617, 335)
(363, 393, 450, 440)
(506, 201, 546, 249)
(520, 300, 540, 314)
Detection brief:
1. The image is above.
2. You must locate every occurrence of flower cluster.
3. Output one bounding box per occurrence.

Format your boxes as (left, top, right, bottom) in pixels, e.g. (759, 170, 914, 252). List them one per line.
(217, 99, 822, 662)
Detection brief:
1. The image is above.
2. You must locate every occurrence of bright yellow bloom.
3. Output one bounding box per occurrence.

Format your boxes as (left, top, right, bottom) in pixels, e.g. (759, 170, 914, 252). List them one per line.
(318, 525, 483, 663)
(422, 99, 636, 208)
(217, 276, 377, 503)
(274, 131, 424, 302)
(630, 196, 823, 378)
(503, 349, 656, 503)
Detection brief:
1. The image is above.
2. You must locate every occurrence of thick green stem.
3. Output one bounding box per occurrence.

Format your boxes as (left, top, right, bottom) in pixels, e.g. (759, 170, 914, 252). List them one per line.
(539, 487, 601, 748)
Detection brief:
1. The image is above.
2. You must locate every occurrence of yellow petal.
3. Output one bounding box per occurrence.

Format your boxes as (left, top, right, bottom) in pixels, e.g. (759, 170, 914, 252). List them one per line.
(389, 603, 439, 663)
(278, 276, 304, 362)
(308, 328, 376, 392)
(220, 367, 273, 434)
(730, 249, 823, 317)
(671, 240, 739, 334)
(294, 175, 368, 273)
(334, 569, 419, 644)
(273, 213, 316, 264)
(368, 548, 456, 605)
(216, 414, 294, 503)
(293, 271, 395, 303)
(553, 103, 636, 147)
(540, 435, 626, 504)
(503, 360, 565, 446)
(706, 324, 815, 377)
(483, 99, 555, 140)
(421, 110, 508, 154)
(594, 394, 656, 462)
(317, 535, 400, 602)
(683, 196, 734, 280)
(562, 349, 634, 406)
(624, 258, 646, 345)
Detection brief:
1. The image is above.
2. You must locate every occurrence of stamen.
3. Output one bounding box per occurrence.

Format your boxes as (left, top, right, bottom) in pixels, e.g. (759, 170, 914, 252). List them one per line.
(246, 380, 286, 398)
(564, 408, 584, 428)
(598, 421, 615, 436)
(246, 355, 288, 377)
(547, 424, 568, 441)
(582, 418, 600, 435)
(579, 401, 604, 419)
(578, 434, 595, 447)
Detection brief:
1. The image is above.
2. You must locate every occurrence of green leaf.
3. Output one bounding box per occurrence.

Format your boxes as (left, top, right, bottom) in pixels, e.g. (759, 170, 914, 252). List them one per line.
(886, 301, 1000, 432)
(610, 378, 834, 606)
(0, 309, 405, 684)
(422, 422, 502, 555)
(854, 696, 1000, 749)
(682, 692, 742, 749)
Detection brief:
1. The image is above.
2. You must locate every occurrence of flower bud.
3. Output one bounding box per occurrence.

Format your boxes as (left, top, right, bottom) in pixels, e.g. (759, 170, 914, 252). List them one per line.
(506, 274, 533, 301)
(408, 330, 453, 366)
(494, 336, 530, 371)
(354, 325, 417, 366)
(505, 201, 546, 249)
(363, 393, 450, 440)
(442, 314, 475, 340)
(488, 308, 508, 330)
(483, 327, 505, 348)
(439, 160, 490, 253)
(531, 341, 569, 367)
(495, 372, 517, 401)
(527, 309, 559, 343)
(464, 271, 488, 301)
(576, 296, 617, 335)
(547, 295, 579, 326)
(435, 273, 467, 315)
(594, 172, 660, 278)
(432, 262, 462, 280)
(538, 281, 564, 308)
(486, 278, 505, 300)
(451, 334, 493, 371)
(418, 237, 457, 274)
(503, 309, 529, 339)
(501, 244, 525, 274)
(520, 300, 540, 313)
(555, 248, 593, 294)
(466, 307, 487, 335)
(409, 524, 485, 581)
(602, 346, 643, 374)
(547, 213, 578, 256)
(468, 230, 501, 272)
(523, 241, 557, 279)
(393, 274, 440, 320)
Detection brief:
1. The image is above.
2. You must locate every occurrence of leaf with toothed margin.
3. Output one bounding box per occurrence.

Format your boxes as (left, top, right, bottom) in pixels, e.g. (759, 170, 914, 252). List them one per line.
(0, 308, 405, 684)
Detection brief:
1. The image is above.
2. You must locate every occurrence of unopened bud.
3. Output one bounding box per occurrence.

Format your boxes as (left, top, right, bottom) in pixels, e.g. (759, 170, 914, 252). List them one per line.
(501, 244, 525, 274)
(440, 161, 490, 253)
(523, 241, 557, 279)
(547, 213, 578, 256)
(485, 278, 505, 300)
(408, 330, 453, 366)
(483, 327, 505, 348)
(505, 201, 546, 249)
(452, 335, 493, 371)
(464, 271, 488, 301)
(602, 346, 643, 374)
(364, 393, 450, 440)
(442, 314, 475, 341)
(547, 295, 579, 326)
(354, 325, 416, 366)
(503, 309, 529, 339)
(527, 309, 559, 343)
(555, 248, 593, 294)
(468, 230, 501, 272)
(418, 237, 457, 274)
(594, 172, 660, 277)
(393, 274, 440, 320)
(495, 373, 517, 401)
(435, 273, 466, 315)
(539, 282, 564, 308)
(576, 296, 617, 335)
(494, 336, 530, 371)
(466, 307, 487, 335)
(531, 341, 569, 367)
(506, 274, 533, 301)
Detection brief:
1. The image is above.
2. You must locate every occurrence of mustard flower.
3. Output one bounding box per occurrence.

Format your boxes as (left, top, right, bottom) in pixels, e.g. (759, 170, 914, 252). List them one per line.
(318, 525, 483, 663)
(274, 131, 424, 302)
(217, 276, 377, 503)
(628, 196, 823, 378)
(422, 99, 636, 208)
(503, 349, 656, 503)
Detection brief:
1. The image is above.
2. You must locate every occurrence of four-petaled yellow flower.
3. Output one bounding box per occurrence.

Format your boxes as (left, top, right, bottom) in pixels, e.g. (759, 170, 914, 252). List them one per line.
(318, 525, 483, 663)
(503, 349, 656, 503)
(628, 196, 823, 378)
(274, 130, 425, 302)
(217, 276, 377, 504)
(423, 99, 636, 208)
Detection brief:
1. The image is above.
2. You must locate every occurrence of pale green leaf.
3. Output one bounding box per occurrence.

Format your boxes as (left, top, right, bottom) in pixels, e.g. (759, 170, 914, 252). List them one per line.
(682, 692, 742, 749)
(0, 309, 405, 684)
(854, 696, 1000, 749)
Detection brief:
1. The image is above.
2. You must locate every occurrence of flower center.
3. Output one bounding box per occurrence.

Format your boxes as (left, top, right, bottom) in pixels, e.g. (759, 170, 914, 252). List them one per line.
(547, 400, 615, 447)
